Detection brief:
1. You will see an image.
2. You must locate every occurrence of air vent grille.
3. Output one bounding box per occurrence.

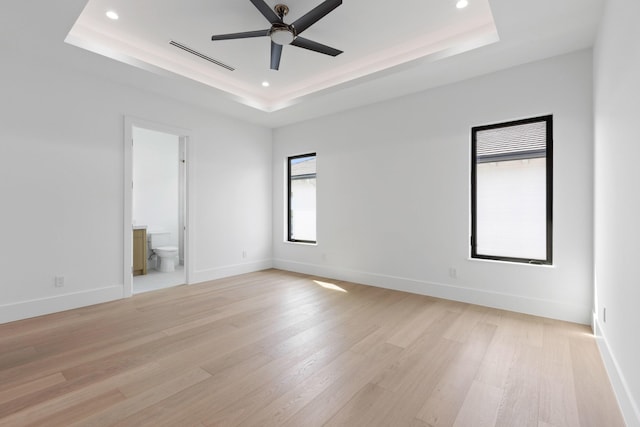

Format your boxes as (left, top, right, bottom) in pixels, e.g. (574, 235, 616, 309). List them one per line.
(169, 41, 234, 71)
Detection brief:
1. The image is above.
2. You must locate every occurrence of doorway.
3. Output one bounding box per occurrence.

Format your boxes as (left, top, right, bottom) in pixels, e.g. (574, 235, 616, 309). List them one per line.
(123, 117, 190, 297)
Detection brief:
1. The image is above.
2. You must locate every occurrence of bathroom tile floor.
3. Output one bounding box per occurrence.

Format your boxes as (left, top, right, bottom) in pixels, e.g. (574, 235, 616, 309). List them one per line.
(133, 265, 185, 294)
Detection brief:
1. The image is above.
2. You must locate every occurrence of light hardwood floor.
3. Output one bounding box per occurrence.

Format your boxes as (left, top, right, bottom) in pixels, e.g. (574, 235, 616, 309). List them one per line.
(0, 269, 624, 426)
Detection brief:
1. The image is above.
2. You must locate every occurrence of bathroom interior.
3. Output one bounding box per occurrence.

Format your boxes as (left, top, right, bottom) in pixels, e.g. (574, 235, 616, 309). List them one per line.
(132, 126, 186, 294)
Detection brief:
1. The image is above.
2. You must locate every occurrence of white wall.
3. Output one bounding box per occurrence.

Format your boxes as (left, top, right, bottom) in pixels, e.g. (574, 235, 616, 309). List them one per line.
(0, 45, 272, 324)
(132, 127, 180, 249)
(593, 0, 640, 424)
(273, 50, 594, 324)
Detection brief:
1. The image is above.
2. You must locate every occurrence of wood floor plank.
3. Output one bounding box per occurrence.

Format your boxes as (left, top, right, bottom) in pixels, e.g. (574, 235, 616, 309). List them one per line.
(0, 373, 66, 406)
(537, 321, 581, 427)
(322, 382, 395, 427)
(279, 343, 403, 427)
(0, 347, 39, 371)
(68, 367, 212, 426)
(0, 269, 625, 427)
(443, 304, 499, 343)
(0, 363, 158, 425)
(373, 338, 461, 426)
(197, 293, 399, 425)
(385, 297, 439, 348)
(214, 332, 395, 426)
(111, 321, 375, 426)
(453, 380, 503, 427)
(416, 322, 497, 426)
(374, 309, 461, 393)
(494, 343, 541, 427)
(24, 389, 126, 427)
(202, 342, 378, 426)
(1, 328, 167, 387)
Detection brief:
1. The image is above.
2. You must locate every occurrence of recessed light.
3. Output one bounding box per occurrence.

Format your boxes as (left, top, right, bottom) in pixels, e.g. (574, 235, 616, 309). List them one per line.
(456, 0, 469, 9)
(106, 10, 119, 20)
(262, 81, 270, 87)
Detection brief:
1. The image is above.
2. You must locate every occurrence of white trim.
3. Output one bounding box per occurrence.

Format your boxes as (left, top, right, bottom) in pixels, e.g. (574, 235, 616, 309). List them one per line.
(0, 286, 123, 324)
(190, 260, 273, 284)
(593, 317, 640, 427)
(466, 257, 555, 269)
(124, 117, 133, 298)
(273, 259, 590, 324)
(124, 116, 194, 297)
(283, 241, 318, 246)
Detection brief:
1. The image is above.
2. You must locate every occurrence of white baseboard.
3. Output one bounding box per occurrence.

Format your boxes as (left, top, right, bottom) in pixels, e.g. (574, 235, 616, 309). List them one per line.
(0, 260, 273, 325)
(191, 259, 273, 284)
(593, 317, 640, 427)
(0, 285, 124, 325)
(273, 259, 590, 324)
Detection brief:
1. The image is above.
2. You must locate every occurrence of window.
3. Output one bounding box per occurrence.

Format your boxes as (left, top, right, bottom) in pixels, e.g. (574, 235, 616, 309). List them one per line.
(471, 115, 553, 264)
(288, 153, 316, 243)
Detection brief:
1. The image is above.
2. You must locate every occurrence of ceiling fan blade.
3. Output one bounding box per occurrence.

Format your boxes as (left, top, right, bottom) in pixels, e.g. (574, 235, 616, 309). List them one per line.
(250, 0, 282, 24)
(292, 0, 342, 34)
(211, 29, 270, 41)
(271, 41, 283, 70)
(291, 37, 343, 56)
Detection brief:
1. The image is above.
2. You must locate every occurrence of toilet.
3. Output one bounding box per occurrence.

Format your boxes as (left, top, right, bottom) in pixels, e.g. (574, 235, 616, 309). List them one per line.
(147, 231, 178, 272)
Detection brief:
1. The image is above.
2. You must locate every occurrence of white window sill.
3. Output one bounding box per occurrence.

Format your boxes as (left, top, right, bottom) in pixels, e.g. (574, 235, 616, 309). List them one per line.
(283, 240, 317, 246)
(467, 257, 555, 268)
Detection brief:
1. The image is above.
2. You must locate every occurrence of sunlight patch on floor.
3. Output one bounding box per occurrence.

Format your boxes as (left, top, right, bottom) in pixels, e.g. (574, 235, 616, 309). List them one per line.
(313, 280, 348, 293)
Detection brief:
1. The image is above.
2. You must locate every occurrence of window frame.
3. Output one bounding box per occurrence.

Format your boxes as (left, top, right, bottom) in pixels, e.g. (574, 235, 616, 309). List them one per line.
(287, 152, 317, 244)
(470, 115, 553, 265)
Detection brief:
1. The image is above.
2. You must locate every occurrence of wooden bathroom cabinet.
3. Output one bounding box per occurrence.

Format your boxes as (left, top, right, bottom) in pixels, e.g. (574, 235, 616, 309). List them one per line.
(133, 228, 147, 276)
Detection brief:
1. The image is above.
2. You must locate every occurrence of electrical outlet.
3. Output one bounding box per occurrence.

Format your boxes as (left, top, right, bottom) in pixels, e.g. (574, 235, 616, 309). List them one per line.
(321, 253, 327, 262)
(54, 276, 65, 287)
(242, 250, 247, 259)
(603, 307, 607, 323)
(448, 267, 457, 279)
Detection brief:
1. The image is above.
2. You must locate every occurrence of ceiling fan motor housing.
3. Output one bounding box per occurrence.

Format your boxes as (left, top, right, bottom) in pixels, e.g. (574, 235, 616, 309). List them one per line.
(270, 23, 296, 45)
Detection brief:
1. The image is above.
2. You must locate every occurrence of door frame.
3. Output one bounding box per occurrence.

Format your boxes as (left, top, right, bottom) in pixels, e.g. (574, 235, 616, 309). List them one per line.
(123, 116, 193, 298)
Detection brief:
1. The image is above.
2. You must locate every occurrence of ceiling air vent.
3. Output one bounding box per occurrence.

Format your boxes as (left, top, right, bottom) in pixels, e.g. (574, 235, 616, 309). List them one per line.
(169, 41, 234, 71)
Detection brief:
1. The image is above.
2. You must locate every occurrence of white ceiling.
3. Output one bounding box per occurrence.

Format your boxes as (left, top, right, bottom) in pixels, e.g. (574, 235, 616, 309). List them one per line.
(3, 0, 604, 128)
(67, 0, 498, 112)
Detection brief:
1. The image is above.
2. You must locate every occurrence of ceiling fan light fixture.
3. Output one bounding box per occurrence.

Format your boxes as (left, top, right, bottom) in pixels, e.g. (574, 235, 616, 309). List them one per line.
(270, 25, 295, 45)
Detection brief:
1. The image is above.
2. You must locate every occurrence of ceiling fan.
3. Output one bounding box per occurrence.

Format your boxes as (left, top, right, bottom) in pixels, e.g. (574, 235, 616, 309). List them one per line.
(211, 0, 343, 70)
